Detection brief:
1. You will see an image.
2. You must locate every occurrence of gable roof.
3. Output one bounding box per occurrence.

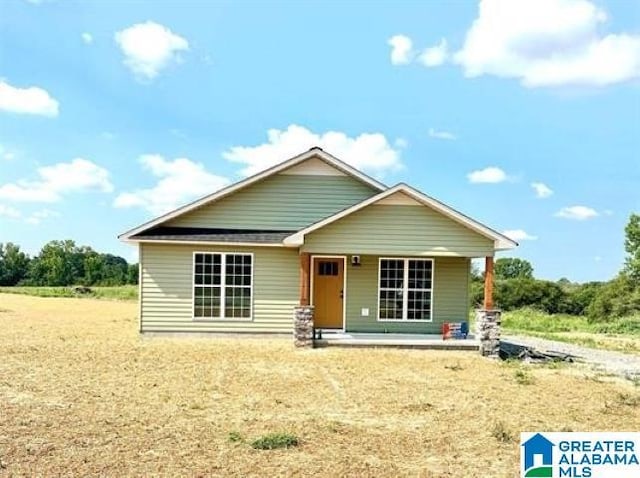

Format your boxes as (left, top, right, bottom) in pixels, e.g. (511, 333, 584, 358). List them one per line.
(283, 183, 518, 250)
(119, 147, 386, 241)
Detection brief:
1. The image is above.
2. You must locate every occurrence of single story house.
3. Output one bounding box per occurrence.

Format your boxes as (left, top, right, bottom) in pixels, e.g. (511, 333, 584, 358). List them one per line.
(119, 147, 517, 335)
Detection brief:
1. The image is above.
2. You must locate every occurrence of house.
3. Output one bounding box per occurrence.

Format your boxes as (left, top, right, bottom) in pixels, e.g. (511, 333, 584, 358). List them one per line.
(119, 147, 517, 336)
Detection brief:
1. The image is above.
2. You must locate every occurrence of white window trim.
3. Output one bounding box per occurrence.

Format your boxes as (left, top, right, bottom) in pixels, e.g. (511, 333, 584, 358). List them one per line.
(377, 257, 434, 322)
(192, 251, 254, 322)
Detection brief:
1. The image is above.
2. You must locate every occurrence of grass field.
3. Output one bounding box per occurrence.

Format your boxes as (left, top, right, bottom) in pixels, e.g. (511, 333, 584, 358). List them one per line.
(502, 308, 640, 354)
(0, 285, 137, 301)
(1, 294, 639, 476)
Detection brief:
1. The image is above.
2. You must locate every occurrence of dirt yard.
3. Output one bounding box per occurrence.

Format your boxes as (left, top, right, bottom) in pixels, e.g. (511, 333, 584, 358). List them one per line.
(1, 294, 639, 477)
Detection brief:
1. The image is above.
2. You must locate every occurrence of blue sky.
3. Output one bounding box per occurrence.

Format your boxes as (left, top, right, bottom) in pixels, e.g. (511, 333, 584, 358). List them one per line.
(0, 0, 638, 282)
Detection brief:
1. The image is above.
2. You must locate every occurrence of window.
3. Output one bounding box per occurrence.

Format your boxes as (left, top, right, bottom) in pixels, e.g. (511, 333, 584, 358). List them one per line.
(194, 252, 252, 320)
(318, 260, 339, 276)
(378, 258, 433, 321)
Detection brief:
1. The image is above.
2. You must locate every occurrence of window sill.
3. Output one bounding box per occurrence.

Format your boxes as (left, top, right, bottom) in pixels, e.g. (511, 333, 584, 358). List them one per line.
(377, 318, 433, 323)
(192, 317, 254, 322)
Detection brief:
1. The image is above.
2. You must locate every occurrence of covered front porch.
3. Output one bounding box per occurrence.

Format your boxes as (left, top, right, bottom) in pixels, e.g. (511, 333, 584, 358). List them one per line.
(296, 251, 497, 342)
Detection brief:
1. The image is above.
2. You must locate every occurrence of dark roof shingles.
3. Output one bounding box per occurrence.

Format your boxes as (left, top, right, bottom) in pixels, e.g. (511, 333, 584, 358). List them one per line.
(131, 227, 294, 244)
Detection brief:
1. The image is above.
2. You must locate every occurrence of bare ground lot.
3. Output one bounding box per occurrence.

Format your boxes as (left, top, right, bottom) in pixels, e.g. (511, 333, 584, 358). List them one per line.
(1, 294, 640, 477)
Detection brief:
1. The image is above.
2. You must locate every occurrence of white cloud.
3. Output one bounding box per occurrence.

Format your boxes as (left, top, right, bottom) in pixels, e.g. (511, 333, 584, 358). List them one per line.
(531, 181, 553, 198)
(502, 229, 538, 241)
(0, 80, 59, 117)
(467, 166, 508, 184)
(0, 144, 17, 161)
(394, 138, 409, 149)
(114, 155, 230, 215)
(555, 205, 599, 220)
(0, 204, 21, 219)
(452, 0, 640, 88)
(81, 32, 93, 44)
(25, 209, 59, 225)
(594, 255, 602, 262)
(223, 124, 403, 177)
(114, 21, 189, 80)
(0, 158, 113, 203)
(388, 35, 414, 65)
(419, 38, 448, 67)
(428, 128, 457, 140)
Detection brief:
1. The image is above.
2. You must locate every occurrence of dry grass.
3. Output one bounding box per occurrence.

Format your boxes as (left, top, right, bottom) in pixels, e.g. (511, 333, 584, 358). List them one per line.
(1, 294, 640, 477)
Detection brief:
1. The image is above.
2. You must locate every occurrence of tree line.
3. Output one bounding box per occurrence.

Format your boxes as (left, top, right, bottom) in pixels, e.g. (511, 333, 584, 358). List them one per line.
(0, 240, 138, 286)
(471, 213, 640, 322)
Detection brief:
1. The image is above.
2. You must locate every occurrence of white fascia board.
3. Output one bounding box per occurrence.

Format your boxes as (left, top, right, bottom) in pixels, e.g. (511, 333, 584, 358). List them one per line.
(284, 184, 518, 251)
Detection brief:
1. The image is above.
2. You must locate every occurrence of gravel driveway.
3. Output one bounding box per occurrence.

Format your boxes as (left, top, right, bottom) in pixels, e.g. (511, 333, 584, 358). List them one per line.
(503, 334, 640, 380)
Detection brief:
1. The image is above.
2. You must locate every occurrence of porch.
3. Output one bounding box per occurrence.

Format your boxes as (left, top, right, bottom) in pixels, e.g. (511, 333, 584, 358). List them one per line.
(298, 253, 497, 332)
(313, 332, 480, 350)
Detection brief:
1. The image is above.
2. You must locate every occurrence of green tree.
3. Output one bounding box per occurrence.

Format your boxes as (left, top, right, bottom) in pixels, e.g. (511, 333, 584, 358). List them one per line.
(27, 240, 84, 286)
(494, 258, 534, 280)
(0, 242, 30, 285)
(99, 254, 128, 285)
(127, 263, 139, 285)
(624, 213, 640, 282)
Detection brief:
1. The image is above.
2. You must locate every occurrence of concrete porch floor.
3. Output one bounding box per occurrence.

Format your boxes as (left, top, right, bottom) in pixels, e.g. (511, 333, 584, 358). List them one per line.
(313, 332, 480, 350)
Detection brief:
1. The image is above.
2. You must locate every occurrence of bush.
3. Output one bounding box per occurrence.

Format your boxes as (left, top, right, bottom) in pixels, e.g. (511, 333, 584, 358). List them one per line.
(251, 433, 299, 450)
(587, 276, 640, 322)
(502, 308, 590, 333)
(470, 276, 608, 317)
(491, 421, 514, 443)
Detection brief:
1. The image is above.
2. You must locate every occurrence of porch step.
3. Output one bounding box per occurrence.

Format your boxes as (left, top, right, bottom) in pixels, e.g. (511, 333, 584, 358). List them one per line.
(314, 337, 480, 350)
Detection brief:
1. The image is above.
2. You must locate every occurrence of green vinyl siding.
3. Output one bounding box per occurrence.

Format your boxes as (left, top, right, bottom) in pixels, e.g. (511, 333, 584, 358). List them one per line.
(167, 174, 378, 230)
(344, 255, 470, 334)
(140, 243, 298, 333)
(303, 204, 494, 257)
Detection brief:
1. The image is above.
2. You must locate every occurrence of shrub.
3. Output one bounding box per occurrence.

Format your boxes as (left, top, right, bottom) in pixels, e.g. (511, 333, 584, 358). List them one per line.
(514, 368, 534, 385)
(587, 276, 640, 322)
(251, 433, 299, 450)
(491, 421, 514, 443)
(228, 431, 244, 443)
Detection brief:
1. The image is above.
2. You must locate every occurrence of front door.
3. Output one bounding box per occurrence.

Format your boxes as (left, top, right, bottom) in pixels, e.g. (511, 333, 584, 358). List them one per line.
(312, 257, 344, 329)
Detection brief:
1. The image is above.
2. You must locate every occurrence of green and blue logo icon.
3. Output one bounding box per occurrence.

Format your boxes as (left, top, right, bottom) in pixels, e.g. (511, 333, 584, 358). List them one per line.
(522, 433, 554, 477)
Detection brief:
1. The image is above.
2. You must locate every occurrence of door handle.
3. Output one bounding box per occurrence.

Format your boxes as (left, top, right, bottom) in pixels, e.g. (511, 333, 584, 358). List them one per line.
(340, 290, 344, 299)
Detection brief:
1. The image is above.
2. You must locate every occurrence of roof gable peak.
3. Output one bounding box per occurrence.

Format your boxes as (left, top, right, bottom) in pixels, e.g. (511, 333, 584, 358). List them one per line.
(119, 147, 386, 240)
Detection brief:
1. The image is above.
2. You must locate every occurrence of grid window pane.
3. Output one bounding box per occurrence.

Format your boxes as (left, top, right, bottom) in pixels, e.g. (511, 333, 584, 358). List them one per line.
(407, 290, 431, 320)
(408, 260, 432, 290)
(378, 260, 405, 319)
(318, 261, 338, 276)
(194, 253, 251, 320)
(380, 259, 404, 289)
(378, 258, 432, 321)
(378, 289, 403, 319)
(225, 254, 252, 287)
(224, 286, 251, 318)
(194, 286, 221, 318)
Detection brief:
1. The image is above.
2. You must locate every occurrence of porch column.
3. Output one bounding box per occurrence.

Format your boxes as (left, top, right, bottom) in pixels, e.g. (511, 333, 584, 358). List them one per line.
(477, 255, 501, 358)
(295, 252, 314, 348)
(299, 252, 310, 306)
(483, 256, 494, 309)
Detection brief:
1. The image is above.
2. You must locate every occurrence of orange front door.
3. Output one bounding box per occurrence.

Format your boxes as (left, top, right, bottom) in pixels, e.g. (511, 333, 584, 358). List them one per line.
(312, 258, 344, 329)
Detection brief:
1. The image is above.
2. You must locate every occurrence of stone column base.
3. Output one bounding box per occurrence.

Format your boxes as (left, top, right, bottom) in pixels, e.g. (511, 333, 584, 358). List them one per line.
(293, 305, 314, 348)
(475, 309, 501, 358)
